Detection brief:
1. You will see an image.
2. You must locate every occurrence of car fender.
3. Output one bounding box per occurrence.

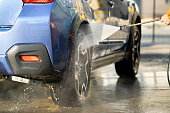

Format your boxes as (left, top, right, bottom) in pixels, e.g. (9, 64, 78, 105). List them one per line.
(127, 0, 141, 24)
(124, 0, 141, 56)
(58, 12, 89, 71)
(127, 0, 141, 34)
(69, 12, 89, 41)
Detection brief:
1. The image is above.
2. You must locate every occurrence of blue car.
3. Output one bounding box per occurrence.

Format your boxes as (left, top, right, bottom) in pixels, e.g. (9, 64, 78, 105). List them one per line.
(0, 0, 141, 106)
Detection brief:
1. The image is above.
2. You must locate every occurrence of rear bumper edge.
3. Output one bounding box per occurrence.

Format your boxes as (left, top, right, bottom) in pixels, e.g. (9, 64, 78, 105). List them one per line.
(7, 44, 53, 75)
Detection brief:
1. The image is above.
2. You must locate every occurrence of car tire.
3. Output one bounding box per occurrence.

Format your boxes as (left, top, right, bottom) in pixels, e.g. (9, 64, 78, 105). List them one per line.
(50, 26, 92, 106)
(115, 26, 141, 78)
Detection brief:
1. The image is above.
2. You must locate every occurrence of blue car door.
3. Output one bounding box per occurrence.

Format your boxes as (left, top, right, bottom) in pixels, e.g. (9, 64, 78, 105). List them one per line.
(106, 0, 129, 54)
(87, 0, 109, 60)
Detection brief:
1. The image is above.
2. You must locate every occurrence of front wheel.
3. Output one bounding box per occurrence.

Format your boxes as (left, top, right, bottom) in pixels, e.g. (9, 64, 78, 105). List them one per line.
(115, 26, 141, 78)
(50, 27, 92, 106)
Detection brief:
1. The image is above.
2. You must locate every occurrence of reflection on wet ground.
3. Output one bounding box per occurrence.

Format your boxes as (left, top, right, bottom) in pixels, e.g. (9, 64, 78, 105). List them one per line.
(0, 51, 170, 113)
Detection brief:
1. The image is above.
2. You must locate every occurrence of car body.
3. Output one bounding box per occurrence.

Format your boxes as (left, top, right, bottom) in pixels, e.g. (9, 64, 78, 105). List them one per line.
(0, 0, 141, 106)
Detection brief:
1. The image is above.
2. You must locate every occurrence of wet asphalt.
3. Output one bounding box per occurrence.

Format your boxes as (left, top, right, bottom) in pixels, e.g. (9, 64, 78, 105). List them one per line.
(0, 22, 170, 113)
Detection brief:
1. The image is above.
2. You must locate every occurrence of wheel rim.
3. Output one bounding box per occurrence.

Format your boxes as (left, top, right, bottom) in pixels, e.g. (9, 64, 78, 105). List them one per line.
(132, 28, 140, 73)
(74, 31, 90, 99)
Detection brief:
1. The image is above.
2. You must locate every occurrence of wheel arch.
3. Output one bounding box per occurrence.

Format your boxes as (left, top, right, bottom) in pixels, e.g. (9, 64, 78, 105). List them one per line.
(69, 12, 89, 39)
(132, 13, 141, 36)
(66, 12, 89, 66)
(127, 0, 141, 34)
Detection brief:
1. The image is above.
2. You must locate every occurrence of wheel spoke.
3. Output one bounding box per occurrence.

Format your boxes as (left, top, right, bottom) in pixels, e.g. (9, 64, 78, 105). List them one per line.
(74, 33, 90, 98)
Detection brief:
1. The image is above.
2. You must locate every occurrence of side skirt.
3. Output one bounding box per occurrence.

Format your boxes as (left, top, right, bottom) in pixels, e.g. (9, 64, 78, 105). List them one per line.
(92, 50, 125, 70)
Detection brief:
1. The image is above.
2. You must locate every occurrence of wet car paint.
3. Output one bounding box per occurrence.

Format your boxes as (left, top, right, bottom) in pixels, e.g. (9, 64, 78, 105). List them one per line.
(50, 1, 72, 70)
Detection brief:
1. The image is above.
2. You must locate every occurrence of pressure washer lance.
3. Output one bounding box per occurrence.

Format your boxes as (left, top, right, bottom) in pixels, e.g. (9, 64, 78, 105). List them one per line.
(120, 18, 160, 30)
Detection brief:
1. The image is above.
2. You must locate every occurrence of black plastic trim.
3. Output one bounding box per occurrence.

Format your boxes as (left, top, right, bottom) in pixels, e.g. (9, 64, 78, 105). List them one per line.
(7, 44, 53, 75)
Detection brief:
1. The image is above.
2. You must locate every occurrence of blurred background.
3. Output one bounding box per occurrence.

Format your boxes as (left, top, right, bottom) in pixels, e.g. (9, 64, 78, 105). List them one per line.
(134, 0, 170, 18)
(133, 0, 170, 45)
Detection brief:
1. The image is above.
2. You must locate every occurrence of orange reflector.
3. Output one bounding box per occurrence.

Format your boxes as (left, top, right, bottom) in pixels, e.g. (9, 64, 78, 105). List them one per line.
(21, 55, 40, 62)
